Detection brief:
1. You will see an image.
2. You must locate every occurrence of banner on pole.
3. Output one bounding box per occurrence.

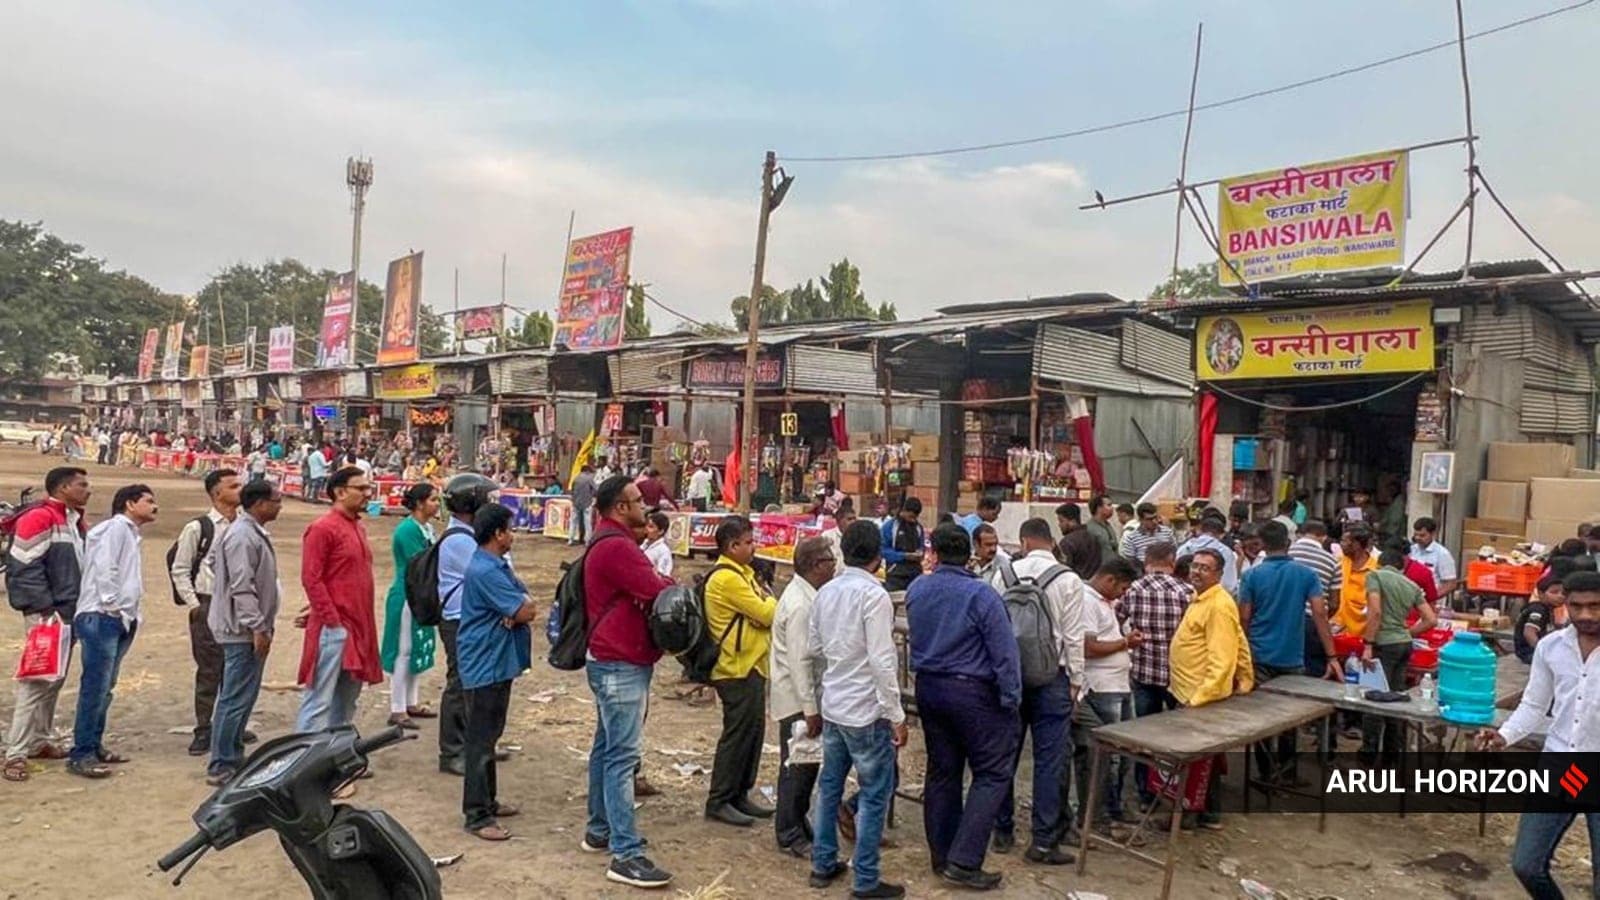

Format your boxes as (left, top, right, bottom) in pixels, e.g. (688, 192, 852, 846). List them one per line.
(378, 252, 423, 365)
(554, 227, 632, 351)
(455, 305, 503, 341)
(317, 272, 355, 368)
(1216, 149, 1408, 285)
(188, 345, 211, 378)
(160, 322, 185, 380)
(137, 328, 160, 380)
(267, 325, 296, 373)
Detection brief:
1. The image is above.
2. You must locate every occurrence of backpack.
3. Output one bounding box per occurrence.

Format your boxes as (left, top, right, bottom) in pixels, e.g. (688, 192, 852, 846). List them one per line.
(546, 531, 629, 671)
(676, 564, 745, 685)
(0, 499, 46, 578)
(165, 516, 216, 605)
(997, 557, 1069, 689)
(405, 524, 471, 628)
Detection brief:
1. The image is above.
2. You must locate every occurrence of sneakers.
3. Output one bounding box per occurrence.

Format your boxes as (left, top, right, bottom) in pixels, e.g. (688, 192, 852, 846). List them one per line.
(606, 856, 672, 889)
(580, 833, 609, 854)
(187, 733, 210, 756)
(851, 883, 905, 899)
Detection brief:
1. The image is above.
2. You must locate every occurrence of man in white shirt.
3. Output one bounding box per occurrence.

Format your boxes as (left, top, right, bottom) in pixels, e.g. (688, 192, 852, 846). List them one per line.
(972, 523, 1011, 584)
(1479, 570, 1600, 896)
(687, 463, 714, 513)
(172, 468, 243, 756)
(989, 517, 1085, 864)
(1409, 516, 1458, 598)
(67, 483, 158, 778)
(807, 521, 907, 900)
(769, 537, 836, 857)
(641, 511, 674, 578)
(1073, 558, 1140, 831)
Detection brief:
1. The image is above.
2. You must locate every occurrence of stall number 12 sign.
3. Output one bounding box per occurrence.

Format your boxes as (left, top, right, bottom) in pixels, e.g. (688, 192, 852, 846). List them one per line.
(779, 413, 799, 437)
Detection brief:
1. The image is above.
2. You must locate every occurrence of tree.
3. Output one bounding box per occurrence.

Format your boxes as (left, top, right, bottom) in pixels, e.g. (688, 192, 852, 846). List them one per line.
(516, 310, 553, 347)
(625, 284, 651, 340)
(785, 279, 828, 323)
(1148, 261, 1219, 300)
(730, 284, 788, 331)
(875, 301, 898, 322)
(821, 258, 873, 320)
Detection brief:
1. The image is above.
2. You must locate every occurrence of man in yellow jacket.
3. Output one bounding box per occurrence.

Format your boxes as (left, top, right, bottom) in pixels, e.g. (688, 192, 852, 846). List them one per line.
(1168, 547, 1253, 830)
(704, 515, 779, 828)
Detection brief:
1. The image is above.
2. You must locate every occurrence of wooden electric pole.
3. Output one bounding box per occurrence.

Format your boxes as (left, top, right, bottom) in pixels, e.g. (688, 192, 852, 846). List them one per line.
(737, 151, 777, 512)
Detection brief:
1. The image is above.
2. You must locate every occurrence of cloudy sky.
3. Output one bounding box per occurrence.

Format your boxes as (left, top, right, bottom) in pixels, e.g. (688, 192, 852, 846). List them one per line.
(4, 0, 1597, 329)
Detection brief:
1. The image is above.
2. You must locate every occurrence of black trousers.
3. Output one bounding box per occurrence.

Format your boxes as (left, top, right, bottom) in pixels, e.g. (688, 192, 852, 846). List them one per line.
(188, 599, 222, 738)
(437, 620, 467, 764)
(707, 670, 766, 811)
(775, 712, 819, 849)
(1361, 642, 1412, 762)
(918, 673, 1018, 872)
(463, 680, 512, 829)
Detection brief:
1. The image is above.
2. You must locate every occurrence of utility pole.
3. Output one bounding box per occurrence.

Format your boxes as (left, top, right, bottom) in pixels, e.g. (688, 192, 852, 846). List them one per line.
(346, 156, 374, 367)
(738, 151, 778, 512)
(453, 267, 461, 356)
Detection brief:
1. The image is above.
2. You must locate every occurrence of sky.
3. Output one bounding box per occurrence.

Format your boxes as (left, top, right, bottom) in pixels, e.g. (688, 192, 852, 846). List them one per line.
(4, 0, 1598, 331)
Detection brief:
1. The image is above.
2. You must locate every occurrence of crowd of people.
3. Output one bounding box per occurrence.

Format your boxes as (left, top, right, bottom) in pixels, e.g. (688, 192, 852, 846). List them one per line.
(4, 454, 1597, 897)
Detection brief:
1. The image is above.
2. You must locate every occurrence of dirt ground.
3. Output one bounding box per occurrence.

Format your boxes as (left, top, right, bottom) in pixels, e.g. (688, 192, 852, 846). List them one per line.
(0, 444, 1588, 899)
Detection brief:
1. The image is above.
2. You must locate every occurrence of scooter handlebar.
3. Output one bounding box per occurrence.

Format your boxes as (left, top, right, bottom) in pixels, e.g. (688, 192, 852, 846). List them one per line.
(157, 831, 209, 872)
(352, 725, 411, 758)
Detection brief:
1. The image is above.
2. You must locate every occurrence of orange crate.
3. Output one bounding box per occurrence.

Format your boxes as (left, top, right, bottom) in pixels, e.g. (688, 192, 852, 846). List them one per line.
(1466, 560, 1541, 595)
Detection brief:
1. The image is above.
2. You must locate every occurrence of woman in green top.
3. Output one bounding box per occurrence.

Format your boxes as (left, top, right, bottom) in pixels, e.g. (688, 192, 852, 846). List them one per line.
(382, 482, 441, 729)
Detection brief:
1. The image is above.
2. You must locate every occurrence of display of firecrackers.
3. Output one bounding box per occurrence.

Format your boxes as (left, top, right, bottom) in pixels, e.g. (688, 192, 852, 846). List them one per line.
(863, 443, 911, 494)
(1006, 447, 1054, 499)
(760, 438, 783, 475)
(1414, 387, 1444, 442)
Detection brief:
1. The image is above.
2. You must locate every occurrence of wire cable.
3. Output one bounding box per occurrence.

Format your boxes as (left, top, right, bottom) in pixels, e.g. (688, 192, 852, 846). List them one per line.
(641, 289, 713, 330)
(1205, 371, 1431, 412)
(781, 0, 1594, 164)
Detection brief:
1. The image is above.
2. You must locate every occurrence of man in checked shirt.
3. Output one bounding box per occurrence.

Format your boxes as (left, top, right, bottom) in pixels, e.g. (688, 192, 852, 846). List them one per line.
(1115, 542, 1192, 810)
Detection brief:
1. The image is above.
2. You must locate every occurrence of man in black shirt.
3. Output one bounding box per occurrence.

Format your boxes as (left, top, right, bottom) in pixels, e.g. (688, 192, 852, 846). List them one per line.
(1055, 503, 1100, 581)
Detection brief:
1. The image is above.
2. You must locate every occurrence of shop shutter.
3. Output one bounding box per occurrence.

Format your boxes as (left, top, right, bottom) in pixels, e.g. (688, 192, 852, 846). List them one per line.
(1033, 324, 1192, 398)
(787, 345, 879, 395)
(1120, 319, 1195, 389)
(608, 350, 684, 395)
(489, 357, 549, 395)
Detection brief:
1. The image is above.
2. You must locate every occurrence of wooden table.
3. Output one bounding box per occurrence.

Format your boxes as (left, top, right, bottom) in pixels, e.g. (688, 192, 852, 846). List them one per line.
(1075, 691, 1334, 900)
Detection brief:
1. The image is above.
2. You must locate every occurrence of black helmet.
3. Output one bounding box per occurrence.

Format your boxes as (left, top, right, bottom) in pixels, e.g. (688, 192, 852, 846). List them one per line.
(442, 473, 497, 516)
(648, 584, 701, 656)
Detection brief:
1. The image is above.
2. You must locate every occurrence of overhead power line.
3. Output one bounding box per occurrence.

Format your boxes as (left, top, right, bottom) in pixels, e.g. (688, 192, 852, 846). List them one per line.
(781, 0, 1595, 164)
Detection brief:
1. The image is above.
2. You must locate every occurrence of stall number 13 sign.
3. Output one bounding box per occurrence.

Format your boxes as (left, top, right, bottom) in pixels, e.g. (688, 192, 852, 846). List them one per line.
(779, 413, 799, 437)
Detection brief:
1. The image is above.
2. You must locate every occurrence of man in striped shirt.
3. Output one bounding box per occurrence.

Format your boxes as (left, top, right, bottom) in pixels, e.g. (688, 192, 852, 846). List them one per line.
(1288, 520, 1340, 678)
(1119, 502, 1175, 567)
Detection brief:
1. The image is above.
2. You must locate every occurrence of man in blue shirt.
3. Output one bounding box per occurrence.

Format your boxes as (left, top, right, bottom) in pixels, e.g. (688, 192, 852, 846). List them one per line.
(1237, 519, 1330, 783)
(957, 496, 1002, 542)
(907, 523, 1022, 891)
(1177, 510, 1238, 592)
(880, 498, 926, 592)
(457, 503, 537, 841)
(436, 473, 497, 776)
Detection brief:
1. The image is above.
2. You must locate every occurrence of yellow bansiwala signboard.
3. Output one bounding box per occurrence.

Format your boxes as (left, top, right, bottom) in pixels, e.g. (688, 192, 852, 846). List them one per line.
(375, 363, 438, 399)
(1196, 299, 1433, 381)
(1216, 149, 1408, 285)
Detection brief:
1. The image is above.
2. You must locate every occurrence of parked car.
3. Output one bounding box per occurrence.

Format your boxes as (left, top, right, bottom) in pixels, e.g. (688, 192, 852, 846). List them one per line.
(0, 421, 41, 445)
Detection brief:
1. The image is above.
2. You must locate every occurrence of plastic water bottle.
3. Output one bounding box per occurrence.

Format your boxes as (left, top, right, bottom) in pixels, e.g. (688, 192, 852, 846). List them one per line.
(1418, 673, 1437, 714)
(1344, 654, 1361, 701)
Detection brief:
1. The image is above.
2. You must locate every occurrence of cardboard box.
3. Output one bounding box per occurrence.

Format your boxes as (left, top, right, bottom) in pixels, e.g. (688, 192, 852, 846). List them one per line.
(912, 460, 944, 485)
(909, 434, 940, 462)
(890, 427, 914, 443)
(1525, 518, 1588, 547)
(1476, 481, 1529, 520)
(956, 490, 981, 514)
(848, 432, 875, 450)
(1487, 442, 1575, 482)
(1462, 516, 1525, 537)
(1528, 477, 1600, 522)
(1571, 468, 1600, 481)
(1463, 530, 1526, 557)
(839, 470, 867, 495)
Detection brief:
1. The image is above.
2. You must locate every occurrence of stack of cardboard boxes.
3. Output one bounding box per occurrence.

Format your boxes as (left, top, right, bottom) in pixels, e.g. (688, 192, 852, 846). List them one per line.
(907, 435, 941, 526)
(1468, 442, 1600, 554)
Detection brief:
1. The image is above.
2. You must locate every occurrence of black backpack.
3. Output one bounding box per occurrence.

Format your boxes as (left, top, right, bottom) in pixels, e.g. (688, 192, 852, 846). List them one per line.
(677, 564, 745, 685)
(546, 531, 628, 671)
(165, 516, 215, 606)
(405, 524, 471, 627)
(997, 557, 1070, 688)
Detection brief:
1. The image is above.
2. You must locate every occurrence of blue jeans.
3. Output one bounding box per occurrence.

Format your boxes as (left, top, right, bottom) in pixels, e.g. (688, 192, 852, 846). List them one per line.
(295, 627, 362, 733)
(585, 660, 653, 861)
(70, 613, 137, 765)
(1075, 691, 1133, 824)
(996, 673, 1072, 848)
(209, 642, 266, 776)
(813, 719, 897, 893)
(1511, 810, 1600, 898)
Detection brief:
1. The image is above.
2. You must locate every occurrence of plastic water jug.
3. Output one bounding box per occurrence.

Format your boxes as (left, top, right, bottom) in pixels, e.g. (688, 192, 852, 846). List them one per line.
(1437, 631, 1496, 725)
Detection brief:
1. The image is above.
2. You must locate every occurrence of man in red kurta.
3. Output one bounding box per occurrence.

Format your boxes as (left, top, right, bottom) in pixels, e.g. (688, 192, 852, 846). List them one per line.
(295, 466, 380, 733)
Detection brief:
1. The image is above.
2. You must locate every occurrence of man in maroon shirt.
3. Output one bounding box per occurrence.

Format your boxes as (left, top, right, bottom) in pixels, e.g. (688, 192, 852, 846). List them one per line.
(295, 467, 381, 735)
(635, 468, 676, 511)
(580, 475, 676, 890)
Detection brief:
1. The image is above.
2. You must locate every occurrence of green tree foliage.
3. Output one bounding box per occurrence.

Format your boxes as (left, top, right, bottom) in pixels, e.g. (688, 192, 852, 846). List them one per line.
(517, 309, 554, 347)
(625, 284, 652, 340)
(731, 284, 788, 331)
(1148, 261, 1220, 300)
(784, 279, 829, 323)
(820, 257, 873, 320)
(0, 220, 182, 380)
(875, 301, 898, 322)
(726, 257, 897, 330)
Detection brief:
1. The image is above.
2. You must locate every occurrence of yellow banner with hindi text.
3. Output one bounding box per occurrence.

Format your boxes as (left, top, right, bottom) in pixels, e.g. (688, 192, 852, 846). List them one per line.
(1196, 299, 1433, 381)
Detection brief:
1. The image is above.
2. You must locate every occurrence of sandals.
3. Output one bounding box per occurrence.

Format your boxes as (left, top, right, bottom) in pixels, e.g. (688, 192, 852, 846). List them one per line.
(2, 759, 28, 783)
(28, 744, 68, 761)
(66, 760, 113, 779)
(387, 714, 419, 731)
(406, 705, 438, 719)
(468, 822, 512, 842)
(491, 803, 520, 818)
(97, 750, 130, 765)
